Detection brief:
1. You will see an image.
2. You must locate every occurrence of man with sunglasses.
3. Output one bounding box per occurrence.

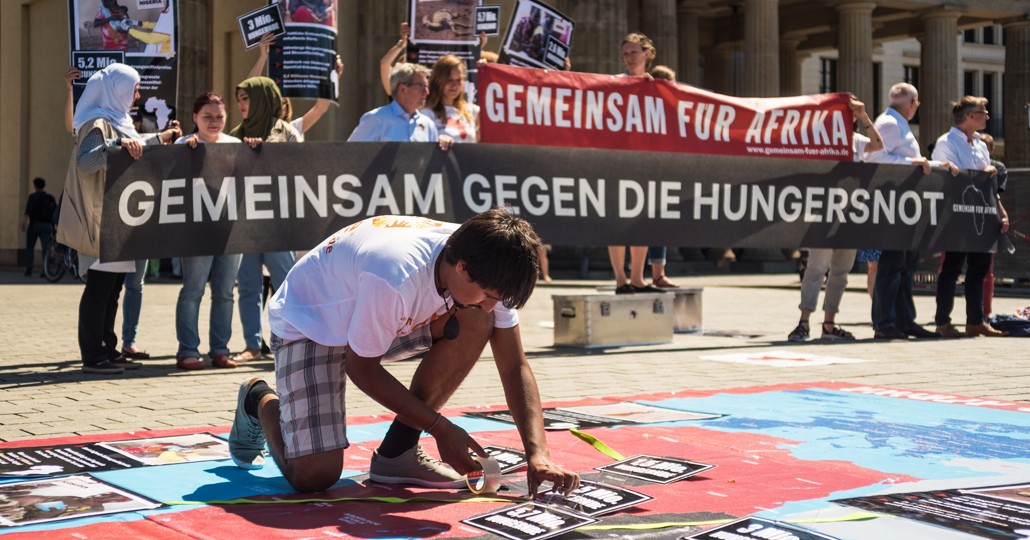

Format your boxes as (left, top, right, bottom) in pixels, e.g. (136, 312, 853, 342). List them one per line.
(348, 63, 454, 149)
(930, 96, 1010, 338)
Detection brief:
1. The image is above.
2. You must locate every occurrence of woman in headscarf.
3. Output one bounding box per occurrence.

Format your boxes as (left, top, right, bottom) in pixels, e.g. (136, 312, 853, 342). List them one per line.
(59, 63, 181, 375)
(229, 77, 301, 363)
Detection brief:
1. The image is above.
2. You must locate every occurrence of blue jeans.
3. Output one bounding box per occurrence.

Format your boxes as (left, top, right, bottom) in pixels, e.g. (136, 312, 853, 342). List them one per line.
(121, 260, 148, 347)
(237, 251, 295, 349)
(175, 254, 242, 358)
(647, 246, 667, 265)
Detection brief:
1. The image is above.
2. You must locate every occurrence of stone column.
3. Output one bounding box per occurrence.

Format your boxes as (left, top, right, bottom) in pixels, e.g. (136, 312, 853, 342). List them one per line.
(836, 2, 875, 101)
(779, 34, 804, 97)
(1003, 20, 1030, 169)
(742, 0, 779, 97)
(177, 0, 211, 125)
(641, 0, 678, 72)
(918, 10, 960, 154)
(359, 2, 407, 114)
(559, 0, 628, 75)
(701, 46, 732, 94)
(677, 3, 702, 85)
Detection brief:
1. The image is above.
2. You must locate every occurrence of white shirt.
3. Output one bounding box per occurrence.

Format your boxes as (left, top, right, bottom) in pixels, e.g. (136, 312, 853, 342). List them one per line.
(268, 216, 518, 357)
(174, 132, 241, 144)
(930, 127, 991, 172)
(420, 104, 479, 143)
(866, 107, 921, 165)
(853, 133, 870, 162)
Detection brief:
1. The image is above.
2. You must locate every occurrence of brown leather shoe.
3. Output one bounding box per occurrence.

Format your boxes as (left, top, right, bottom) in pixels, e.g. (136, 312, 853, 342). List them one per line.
(965, 323, 1007, 337)
(935, 323, 964, 339)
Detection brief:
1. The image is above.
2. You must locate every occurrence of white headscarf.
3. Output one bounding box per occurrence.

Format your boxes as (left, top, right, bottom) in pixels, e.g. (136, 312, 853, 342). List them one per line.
(71, 63, 141, 138)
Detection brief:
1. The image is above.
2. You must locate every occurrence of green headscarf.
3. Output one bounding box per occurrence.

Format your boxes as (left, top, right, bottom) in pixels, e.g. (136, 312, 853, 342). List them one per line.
(229, 77, 283, 139)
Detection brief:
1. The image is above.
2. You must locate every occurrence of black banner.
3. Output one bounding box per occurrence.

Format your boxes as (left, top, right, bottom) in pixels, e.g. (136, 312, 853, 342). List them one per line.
(267, 0, 338, 101)
(99, 142, 1002, 261)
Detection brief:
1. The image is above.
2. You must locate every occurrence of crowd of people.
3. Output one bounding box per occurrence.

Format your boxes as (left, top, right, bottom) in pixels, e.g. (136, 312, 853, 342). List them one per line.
(28, 25, 1011, 496)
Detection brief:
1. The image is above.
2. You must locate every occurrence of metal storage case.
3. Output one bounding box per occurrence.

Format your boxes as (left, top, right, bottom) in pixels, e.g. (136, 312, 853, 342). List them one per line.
(669, 287, 703, 333)
(552, 293, 675, 348)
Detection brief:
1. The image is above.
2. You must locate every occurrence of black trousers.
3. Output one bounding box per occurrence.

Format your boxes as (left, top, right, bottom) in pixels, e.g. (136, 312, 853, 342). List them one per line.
(871, 250, 919, 331)
(79, 270, 126, 366)
(935, 251, 991, 326)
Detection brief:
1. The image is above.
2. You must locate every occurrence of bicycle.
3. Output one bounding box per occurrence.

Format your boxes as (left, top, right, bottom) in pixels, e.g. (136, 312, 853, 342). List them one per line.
(42, 241, 84, 283)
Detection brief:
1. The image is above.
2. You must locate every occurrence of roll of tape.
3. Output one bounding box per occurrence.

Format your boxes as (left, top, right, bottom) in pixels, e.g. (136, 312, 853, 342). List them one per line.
(466, 455, 502, 494)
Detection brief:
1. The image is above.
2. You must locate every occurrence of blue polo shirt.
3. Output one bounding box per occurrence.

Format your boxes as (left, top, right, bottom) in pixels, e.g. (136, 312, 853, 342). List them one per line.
(347, 101, 438, 142)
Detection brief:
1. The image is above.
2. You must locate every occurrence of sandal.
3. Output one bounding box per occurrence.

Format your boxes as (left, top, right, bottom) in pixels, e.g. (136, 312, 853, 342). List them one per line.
(232, 348, 264, 362)
(211, 354, 238, 369)
(652, 276, 679, 288)
(615, 284, 635, 295)
(121, 346, 151, 360)
(176, 356, 205, 370)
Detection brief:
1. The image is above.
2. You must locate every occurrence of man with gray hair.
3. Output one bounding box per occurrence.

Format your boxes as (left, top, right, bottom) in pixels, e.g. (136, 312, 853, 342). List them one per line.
(865, 82, 957, 341)
(930, 96, 1009, 338)
(348, 63, 453, 149)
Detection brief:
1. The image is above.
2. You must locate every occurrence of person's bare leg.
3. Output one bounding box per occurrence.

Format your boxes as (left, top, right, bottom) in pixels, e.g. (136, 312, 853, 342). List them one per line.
(628, 246, 648, 288)
(538, 245, 551, 282)
(408, 307, 493, 410)
(608, 246, 628, 287)
(256, 394, 343, 493)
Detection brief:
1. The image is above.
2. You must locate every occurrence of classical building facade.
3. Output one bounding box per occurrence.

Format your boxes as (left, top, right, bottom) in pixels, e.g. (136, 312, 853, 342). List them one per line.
(1, 0, 1027, 265)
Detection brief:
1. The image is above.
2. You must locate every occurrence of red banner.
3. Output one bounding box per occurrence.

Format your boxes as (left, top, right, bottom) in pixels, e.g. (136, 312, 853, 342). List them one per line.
(478, 63, 854, 161)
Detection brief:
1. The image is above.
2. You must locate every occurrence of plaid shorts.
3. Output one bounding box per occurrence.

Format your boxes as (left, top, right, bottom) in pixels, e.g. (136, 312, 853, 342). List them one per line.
(271, 327, 433, 459)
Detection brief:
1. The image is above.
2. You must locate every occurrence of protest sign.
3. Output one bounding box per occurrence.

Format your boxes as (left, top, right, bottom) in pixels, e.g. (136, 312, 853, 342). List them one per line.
(499, 0, 573, 71)
(96, 142, 1002, 261)
(267, 0, 338, 101)
(68, 0, 178, 131)
(238, 4, 286, 49)
(479, 63, 853, 160)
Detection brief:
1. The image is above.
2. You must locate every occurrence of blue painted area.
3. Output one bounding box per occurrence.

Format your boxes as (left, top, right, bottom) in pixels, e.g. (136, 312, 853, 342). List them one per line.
(639, 388, 1030, 479)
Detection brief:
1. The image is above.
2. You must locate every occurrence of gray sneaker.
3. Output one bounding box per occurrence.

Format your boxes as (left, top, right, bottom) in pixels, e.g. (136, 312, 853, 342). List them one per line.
(229, 378, 266, 470)
(369, 444, 465, 488)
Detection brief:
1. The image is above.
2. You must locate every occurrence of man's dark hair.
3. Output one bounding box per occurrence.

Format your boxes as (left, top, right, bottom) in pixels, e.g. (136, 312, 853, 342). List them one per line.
(444, 207, 542, 310)
(32, 178, 45, 190)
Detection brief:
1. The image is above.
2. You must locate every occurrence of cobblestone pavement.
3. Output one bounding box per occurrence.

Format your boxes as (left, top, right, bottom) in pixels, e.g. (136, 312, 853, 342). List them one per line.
(1, 269, 1027, 442)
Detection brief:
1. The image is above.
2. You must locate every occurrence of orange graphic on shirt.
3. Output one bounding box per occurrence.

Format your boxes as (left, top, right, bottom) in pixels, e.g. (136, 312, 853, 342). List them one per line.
(372, 216, 444, 229)
(401, 311, 445, 336)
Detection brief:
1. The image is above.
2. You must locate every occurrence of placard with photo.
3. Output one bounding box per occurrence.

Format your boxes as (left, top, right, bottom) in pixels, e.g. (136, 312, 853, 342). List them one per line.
(97, 433, 230, 466)
(0, 474, 161, 528)
(535, 480, 653, 517)
(682, 517, 840, 540)
(499, 0, 573, 70)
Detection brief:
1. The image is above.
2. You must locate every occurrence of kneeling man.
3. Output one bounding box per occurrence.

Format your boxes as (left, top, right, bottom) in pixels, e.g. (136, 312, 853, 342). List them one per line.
(229, 208, 580, 496)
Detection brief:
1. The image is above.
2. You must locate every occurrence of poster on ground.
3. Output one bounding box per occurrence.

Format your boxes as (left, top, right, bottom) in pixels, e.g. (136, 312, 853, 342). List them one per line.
(499, 0, 573, 71)
(535, 480, 653, 517)
(683, 517, 840, 540)
(0, 433, 230, 477)
(462, 501, 597, 540)
(267, 0, 339, 101)
(68, 0, 179, 132)
(407, 0, 482, 103)
(833, 484, 1030, 540)
(467, 403, 721, 429)
(596, 455, 715, 484)
(0, 474, 161, 528)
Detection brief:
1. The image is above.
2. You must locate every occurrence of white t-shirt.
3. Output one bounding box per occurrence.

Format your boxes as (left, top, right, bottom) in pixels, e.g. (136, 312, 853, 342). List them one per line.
(174, 132, 241, 144)
(291, 118, 305, 142)
(420, 104, 479, 143)
(268, 216, 519, 357)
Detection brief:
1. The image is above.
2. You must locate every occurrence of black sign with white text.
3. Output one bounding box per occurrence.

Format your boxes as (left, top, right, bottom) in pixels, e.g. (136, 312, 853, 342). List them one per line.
(462, 502, 597, 540)
(596, 454, 714, 484)
(482, 446, 528, 474)
(96, 142, 1002, 261)
(536, 480, 653, 517)
(237, 5, 286, 49)
(476, 6, 501, 35)
(683, 517, 840, 540)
